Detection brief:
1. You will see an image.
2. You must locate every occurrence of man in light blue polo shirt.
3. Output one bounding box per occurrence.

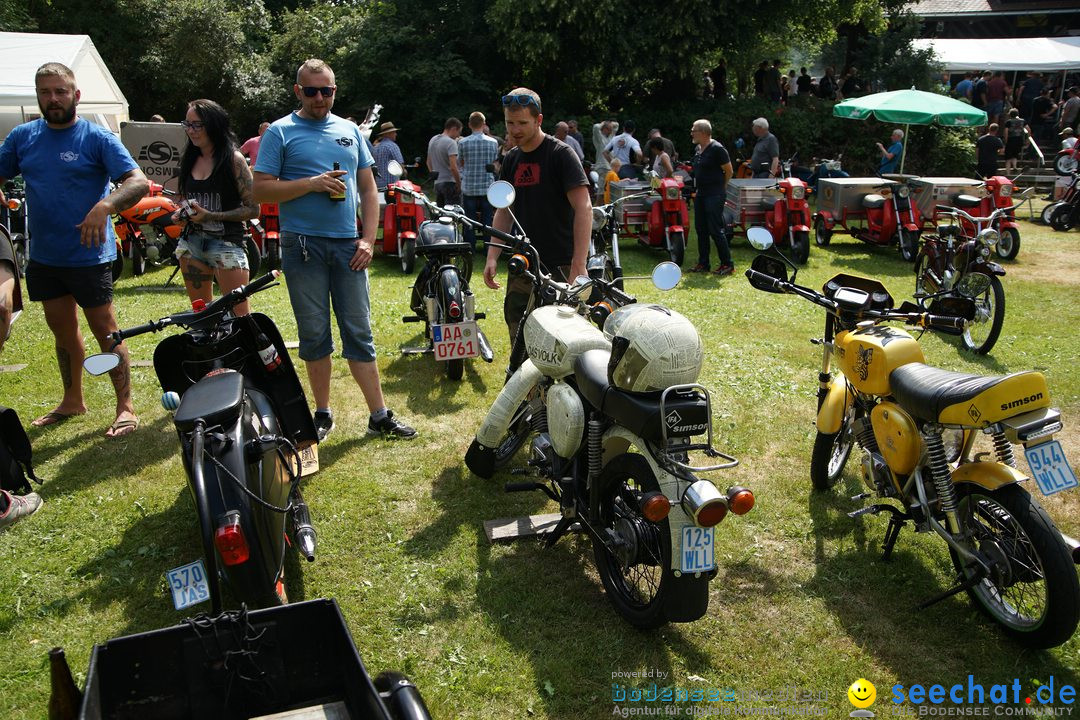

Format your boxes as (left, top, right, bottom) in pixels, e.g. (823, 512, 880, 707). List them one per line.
(253, 58, 416, 441)
(457, 111, 499, 253)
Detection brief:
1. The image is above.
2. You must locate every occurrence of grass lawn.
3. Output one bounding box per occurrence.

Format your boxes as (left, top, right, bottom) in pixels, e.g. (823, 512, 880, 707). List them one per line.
(1, 199, 1079, 719)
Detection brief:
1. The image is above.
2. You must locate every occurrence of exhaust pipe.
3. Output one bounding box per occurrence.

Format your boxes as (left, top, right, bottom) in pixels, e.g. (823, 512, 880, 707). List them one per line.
(1063, 532, 1080, 565)
(291, 496, 317, 562)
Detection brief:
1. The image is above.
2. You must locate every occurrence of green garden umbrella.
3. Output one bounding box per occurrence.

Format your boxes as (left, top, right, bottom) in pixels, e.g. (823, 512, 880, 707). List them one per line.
(833, 88, 988, 173)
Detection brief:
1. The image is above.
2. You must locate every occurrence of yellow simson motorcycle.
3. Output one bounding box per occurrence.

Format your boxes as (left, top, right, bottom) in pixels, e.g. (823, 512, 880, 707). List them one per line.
(744, 228, 1080, 649)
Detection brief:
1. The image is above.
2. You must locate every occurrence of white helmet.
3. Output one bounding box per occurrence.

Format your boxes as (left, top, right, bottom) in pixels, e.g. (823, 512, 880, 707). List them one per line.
(603, 304, 703, 392)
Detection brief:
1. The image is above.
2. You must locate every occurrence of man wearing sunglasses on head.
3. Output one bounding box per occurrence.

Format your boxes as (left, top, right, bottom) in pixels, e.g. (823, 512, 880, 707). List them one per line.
(253, 58, 417, 441)
(483, 87, 591, 342)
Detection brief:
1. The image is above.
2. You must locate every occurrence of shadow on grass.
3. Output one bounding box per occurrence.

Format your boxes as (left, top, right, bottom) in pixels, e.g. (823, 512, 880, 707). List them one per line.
(803, 480, 1080, 694)
(379, 352, 488, 417)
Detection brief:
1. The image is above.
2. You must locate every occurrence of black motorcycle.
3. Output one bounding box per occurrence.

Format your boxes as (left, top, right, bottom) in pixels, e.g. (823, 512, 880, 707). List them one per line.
(84, 271, 318, 613)
(2, 179, 28, 276)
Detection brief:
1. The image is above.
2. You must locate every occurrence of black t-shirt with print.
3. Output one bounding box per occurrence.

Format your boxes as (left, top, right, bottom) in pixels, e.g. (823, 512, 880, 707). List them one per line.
(691, 140, 731, 198)
(498, 134, 588, 267)
(976, 134, 1004, 168)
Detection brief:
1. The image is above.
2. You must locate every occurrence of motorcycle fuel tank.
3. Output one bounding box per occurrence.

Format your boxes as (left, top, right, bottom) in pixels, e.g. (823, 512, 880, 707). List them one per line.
(871, 401, 922, 475)
(834, 326, 925, 395)
(523, 305, 610, 379)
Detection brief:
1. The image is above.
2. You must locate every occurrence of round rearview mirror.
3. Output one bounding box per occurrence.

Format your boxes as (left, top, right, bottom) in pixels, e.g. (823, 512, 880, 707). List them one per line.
(487, 181, 516, 209)
(956, 272, 992, 298)
(747, 226, 774, 251)
(84, 353, 121, 376)
(652, 262, 681, 291)
(387, 160, 404, 178)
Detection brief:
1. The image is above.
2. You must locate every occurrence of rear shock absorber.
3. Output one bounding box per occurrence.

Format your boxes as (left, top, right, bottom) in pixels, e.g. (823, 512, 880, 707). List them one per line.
(923, 426, 959, 526)
(588, 419, 604, 479)
(992, 431, 1016, 468)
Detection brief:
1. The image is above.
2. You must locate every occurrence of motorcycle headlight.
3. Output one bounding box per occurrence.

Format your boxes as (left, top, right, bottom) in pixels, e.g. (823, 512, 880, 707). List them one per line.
(896, 185, 910, 198)
(791, 185, 806, 200)
(398, 193, 413, 204)
(592, 206, 607, 231)
(665, 186, 679, 200)
(977, 228, 1000, 247)
(999, 184, 1013, 197)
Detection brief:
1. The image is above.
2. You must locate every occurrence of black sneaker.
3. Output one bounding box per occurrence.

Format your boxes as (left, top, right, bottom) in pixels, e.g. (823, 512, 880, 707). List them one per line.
(313, 410, 335, 442)
(367, 409, 418, 440)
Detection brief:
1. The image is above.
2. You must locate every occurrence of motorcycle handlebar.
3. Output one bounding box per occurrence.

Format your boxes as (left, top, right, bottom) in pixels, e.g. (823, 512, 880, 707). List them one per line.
(744, 267, 784, 292)
(934, 204, 1007, 225)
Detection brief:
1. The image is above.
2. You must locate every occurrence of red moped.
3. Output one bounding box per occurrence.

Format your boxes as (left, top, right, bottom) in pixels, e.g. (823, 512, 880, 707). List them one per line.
(964, 176, 1021, 260)
(381, 177, 427, 274)
(814, 178, 922, 262)
(761, 176, 811, 264)
(247, 203, 281, 271)
(640, 174, 689, 266)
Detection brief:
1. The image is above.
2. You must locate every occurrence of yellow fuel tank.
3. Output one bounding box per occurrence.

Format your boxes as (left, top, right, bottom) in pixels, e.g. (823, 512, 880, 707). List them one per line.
(835, 326, 925, 395)
(871, 401, 923, 475)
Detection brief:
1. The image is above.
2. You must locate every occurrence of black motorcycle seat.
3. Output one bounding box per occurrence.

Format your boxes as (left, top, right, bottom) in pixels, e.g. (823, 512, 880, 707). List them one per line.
(952, 194, 982, 208)
(574, 349, 709, 444)
(760, 197, 781, 210)
(862, 194, 886, 209)
(173, 370, 245, 431)
(889, 363, 1046, 424)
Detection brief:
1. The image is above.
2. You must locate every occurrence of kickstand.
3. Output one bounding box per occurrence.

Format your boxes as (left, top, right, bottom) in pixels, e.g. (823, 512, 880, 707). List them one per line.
(881, 514, 905, 561)
(543, 515, 576, 548)
(917, 569, 983, 610)
(164, 264, 181, 287)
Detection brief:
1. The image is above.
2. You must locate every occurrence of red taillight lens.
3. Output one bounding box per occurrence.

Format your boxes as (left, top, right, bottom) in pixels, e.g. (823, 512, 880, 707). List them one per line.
(449, 301, 462, 319)
(214, 511, 250, 565)
(727, 487, 755, 516)
(640, 492, 670, 522)
(695, 500, 728, 528)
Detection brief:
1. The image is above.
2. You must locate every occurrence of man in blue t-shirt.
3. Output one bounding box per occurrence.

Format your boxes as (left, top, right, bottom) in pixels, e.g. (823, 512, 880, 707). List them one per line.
(0, 62, 148, 438)
(253, 58, 416, 441)
(876, 129, 904, 176)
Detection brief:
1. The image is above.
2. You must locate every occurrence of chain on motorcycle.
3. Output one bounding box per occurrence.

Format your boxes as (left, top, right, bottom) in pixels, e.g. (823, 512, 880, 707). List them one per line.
(201, 438, 300, 514)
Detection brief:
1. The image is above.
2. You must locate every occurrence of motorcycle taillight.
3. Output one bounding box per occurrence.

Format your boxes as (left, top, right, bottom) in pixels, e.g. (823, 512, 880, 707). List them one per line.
(214, 511, 250, 565)
(449, 301, 462, 319)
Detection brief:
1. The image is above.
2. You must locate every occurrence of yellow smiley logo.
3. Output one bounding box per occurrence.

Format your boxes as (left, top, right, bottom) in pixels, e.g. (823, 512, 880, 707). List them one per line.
(848, 678, 876, 709)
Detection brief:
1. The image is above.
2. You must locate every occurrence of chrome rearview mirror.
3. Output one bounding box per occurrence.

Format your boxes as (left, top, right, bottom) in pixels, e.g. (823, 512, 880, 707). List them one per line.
(747, 226, 774, 251)
(956, 272, 992, 298)
(652, 262, 681, 291)
(487, 181, 516, 209)
(84, 353, 121, 376)
(387, 160, 404, 178)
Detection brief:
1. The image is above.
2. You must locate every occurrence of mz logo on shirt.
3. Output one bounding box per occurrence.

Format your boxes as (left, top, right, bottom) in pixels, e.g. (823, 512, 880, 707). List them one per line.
(514, 163, 540, 187)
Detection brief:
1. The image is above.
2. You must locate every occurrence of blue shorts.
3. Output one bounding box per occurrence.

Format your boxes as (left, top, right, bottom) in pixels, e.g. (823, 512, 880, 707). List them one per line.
(175, 230, 249, 270)
(280, 231, 376, 363)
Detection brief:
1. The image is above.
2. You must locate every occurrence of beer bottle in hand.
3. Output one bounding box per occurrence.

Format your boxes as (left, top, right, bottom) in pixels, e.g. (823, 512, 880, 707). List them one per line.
(330, 162, 346, 202)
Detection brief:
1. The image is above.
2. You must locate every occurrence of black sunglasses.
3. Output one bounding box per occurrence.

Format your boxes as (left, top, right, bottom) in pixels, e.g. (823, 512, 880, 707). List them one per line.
(301, 86, 336, 98)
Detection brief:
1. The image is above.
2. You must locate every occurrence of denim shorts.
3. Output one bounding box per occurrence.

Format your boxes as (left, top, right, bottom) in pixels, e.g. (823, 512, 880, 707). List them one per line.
(175, 230, 249, 270)
(280, 231, 375, 362)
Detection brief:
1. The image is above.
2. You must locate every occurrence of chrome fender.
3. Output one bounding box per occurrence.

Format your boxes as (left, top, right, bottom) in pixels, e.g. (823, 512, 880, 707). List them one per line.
(602, 425, 696, 573)
(816, 375, 850, 434)
(952, 461, 1027, 491)
(475, 360, 543, 449)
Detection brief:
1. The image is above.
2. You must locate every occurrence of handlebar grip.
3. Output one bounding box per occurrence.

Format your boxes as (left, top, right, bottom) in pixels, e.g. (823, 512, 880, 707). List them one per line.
(117, 320, 162, 341)
(604, 282, 635, 306)
(935, 205, 954, 213)
(744, 267, 782, 291)
(243, 269, 280, 296)
(927, 314, 967, 331)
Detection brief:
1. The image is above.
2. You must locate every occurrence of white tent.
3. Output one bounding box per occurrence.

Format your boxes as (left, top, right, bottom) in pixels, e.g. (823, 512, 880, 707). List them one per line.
(911, 37, 1080, 72)
(0, 31, 129, 140)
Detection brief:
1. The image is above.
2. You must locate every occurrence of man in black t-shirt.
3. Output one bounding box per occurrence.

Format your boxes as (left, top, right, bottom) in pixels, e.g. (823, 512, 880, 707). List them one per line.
(483, 86, 591, 341)
(687, 119, 734, 275)
(976, 124, 1005, 179)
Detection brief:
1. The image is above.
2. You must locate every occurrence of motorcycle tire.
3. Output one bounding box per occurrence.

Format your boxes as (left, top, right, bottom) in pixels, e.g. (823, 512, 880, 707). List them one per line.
(808, 404, 856, 490)
(914, 252, 939, 297)
(131, 243, 146, 277)
(667, 231, 685, 267)
(1041, 201, 1063, 226)
(111, 256, 125, 283)
(790, 230, 810, 265)
(12, 234, 28, 276)
(245, 236, 261, 278)
(896, 228, 919, 264)
(1049, 203, 1074, 232)
(446, 358, 464, 381)
(814, 216, 832, 247)
(401, 239, 416, 274)
(961, 274, 1004, 355)
(592, 453, 675, 629)
(266, 237, 280, 271)
(490, 393, 538, 470)
(949, 483, 1080, 649)
(995, 227, 1020, 260)
(1054, 153, 1077, 176)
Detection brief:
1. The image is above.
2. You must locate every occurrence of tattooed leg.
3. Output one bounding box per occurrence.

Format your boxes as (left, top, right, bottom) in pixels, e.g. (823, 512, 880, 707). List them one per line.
(179, 255, 214, 307)
(39, 295, 87, 416)
(85, 302, 136, 420)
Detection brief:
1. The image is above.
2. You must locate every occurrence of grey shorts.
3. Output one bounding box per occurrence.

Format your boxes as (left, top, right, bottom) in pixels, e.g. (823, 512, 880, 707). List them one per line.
(175, 230, 249, 270)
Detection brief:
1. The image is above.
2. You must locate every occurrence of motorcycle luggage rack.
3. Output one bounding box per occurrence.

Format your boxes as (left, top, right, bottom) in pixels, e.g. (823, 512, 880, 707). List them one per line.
(657, 383, 738, 472)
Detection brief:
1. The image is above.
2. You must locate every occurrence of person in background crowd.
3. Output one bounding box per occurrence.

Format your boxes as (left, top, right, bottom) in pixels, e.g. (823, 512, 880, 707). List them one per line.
(818, 66, 837, 100)
(483, 87, 590, 342)
(953, 72, 974, 102)
(1059, 86, 1080, 133)
(458, 111, 500, 253)
(687, 119, 733, 276)
(646, 137, 674, 178)
(603, 159, 621, 204)
(566, 120, 585, 153)
(1031, 86, 1057, 146)
(972, 71, 991, 112)
(554, 121, 584, 161)
(427, 117, 462, 206)
(0, 62, 148, 438)
(711, 59, 728, 98)
(1017, 71, 1044, 120)
(986, 71, 1010, 127)
(975, 123, 1005, 179)
(150, 114, 166, 123)
(764, 60, 782, 104)
(647, 128, 676, 161)
(240, 121, 269, 167)
(749, 117, 779, 178)
(173, 99, 259, 316)
(1003, 108, 1030, 175)
(253, 57, 417, 441)
(876, 128, 904, 176)
(780, 75, 790, 105)
(1062, 127, 1078, 152)
(754, 61, 767, 98)
(838, 66, 862, 100)
(371, 121, 404, 192)
(796, 67, 813, 96)
(591, 119, 618, 179)
(787, 69, 798, 98)
(603, 120, 643, 171)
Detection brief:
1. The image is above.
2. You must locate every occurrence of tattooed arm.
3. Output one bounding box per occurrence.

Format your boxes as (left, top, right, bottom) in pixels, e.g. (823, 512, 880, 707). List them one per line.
(77, 168, 150, 247)
(187, 152, 260, 224)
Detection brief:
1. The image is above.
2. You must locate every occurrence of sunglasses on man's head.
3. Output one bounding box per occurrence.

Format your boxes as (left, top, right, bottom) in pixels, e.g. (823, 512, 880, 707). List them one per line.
(180, 120, 205, 130)
(301, 86, 335, 98)
(502, 94, 540, 112)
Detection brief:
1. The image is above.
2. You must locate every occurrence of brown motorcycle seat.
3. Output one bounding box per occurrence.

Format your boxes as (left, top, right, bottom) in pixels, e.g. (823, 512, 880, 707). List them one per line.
(890, 362, 1049, 426)
(862, 194, 886, 209)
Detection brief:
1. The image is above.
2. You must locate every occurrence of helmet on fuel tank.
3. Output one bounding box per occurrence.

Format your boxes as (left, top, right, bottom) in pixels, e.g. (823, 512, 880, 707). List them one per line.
(603, 304, 703, 392)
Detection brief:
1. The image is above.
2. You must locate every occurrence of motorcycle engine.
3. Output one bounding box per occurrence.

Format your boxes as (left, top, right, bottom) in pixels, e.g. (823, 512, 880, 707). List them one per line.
(603, 305, 703, 392)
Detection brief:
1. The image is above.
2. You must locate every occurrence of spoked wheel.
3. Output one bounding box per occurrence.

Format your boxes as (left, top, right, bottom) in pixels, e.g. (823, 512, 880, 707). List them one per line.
(491, 393, 537, 469)
(790, 230, 810, 264)
(667, 231, 685, 266)
(1054, 152, 1077, 176)
(400, 239, 416, 274)
(1049, 204, 1075, 232)
(592, 453, 673, 629)
(897, 228, 919, 263)
(814, 216, 832, 246)
(914, 252, 940, 297)
(809, 402, 856, 490)
(1041, 201, 1063, 226)
(995, 227, 1020, 260)
(950, 484, 1080, 649)
(961, 275, 1004, 355)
